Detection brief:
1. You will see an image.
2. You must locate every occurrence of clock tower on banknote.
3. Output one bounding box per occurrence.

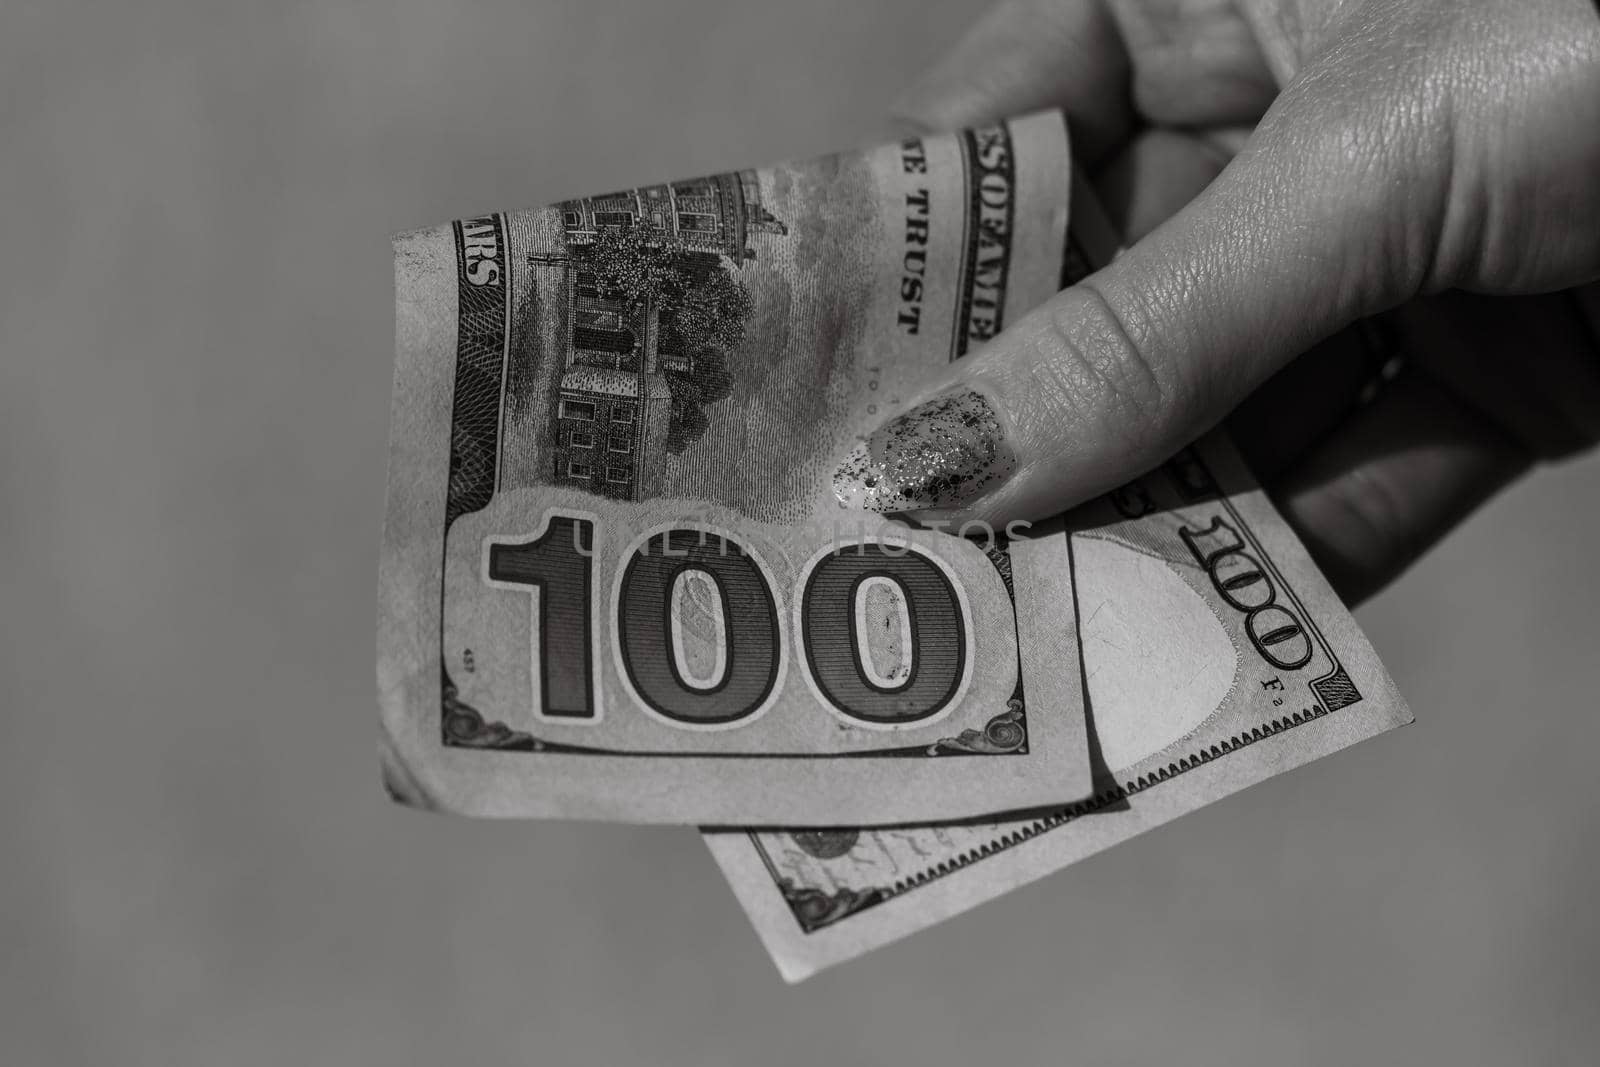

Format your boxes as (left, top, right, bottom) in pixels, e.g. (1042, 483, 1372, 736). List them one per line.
(550, 171, 785, 500)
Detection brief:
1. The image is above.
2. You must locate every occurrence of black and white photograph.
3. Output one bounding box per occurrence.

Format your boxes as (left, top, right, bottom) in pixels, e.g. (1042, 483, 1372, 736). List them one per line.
(5, 1, 1600, 1064)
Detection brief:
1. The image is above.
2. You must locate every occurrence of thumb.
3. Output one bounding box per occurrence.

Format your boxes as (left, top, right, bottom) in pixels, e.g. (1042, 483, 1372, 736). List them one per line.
(833, 76, 1439, 525)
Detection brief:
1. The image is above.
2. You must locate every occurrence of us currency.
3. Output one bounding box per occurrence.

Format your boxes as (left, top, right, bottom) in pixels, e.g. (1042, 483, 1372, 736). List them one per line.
(705, 434, 1413, 980)
(381, 112, 1118, 825)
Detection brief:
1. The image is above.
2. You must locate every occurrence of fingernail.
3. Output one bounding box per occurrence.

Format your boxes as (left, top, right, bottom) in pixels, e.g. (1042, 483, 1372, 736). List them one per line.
(833, 388, 1016, 513)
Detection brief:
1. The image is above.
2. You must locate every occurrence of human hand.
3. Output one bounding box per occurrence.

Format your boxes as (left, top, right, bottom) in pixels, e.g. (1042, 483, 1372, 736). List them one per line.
(834, 0, 1600, 603)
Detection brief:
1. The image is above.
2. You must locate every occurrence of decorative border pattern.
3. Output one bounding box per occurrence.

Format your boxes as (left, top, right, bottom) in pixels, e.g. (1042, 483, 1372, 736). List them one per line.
(770, 701, 1334, 933)
(777, 881, 891, 932)
(927, 699, 1026, 755)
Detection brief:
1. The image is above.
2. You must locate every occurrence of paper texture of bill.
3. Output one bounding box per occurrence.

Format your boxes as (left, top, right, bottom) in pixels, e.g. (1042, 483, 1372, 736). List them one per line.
(380, 113, 1104, 825)
(705, 435, 1412, 980)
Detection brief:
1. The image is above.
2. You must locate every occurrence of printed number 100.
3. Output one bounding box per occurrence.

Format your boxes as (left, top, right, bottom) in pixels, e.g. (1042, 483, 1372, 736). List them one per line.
(482, 512, 971, 731)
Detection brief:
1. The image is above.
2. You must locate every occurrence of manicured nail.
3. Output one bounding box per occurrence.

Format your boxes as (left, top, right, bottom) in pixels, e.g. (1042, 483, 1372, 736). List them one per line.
(833, 388, 1016, 513)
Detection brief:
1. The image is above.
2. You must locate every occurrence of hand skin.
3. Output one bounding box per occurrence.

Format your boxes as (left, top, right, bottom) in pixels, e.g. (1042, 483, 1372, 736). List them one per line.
(873, 0, 1600, 604)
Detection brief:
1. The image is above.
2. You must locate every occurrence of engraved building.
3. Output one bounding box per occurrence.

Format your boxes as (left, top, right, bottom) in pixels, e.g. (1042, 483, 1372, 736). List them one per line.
(549, 170, 785, 500)
(560, 171, 787, 264)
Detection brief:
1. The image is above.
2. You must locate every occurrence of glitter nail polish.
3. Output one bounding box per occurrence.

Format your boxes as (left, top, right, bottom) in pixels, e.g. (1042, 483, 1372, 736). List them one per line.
(832, 388, 1016, 513)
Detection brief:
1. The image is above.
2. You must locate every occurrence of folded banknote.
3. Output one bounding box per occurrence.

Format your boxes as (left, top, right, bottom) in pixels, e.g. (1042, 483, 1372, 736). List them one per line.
(706, 432, 1412, 980)
(381, 112, 1124, 824)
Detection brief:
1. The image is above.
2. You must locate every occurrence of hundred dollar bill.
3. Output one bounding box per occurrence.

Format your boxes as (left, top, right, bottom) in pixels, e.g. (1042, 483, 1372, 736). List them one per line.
(380, 113, 1112, 825)
(705, 434, 1413, 979)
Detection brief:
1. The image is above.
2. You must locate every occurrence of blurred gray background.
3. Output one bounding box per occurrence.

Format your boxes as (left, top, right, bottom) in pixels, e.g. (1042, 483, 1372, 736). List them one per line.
(4, 2, 1599, 1064)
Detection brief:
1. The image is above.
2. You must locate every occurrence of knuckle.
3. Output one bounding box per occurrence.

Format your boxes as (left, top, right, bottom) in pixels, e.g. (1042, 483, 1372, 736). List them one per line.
(1017, 282, 1172, 450)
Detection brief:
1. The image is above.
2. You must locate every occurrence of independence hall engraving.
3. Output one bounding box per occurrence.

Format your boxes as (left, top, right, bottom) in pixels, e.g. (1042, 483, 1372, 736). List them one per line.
(550, 173, 785, 500)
